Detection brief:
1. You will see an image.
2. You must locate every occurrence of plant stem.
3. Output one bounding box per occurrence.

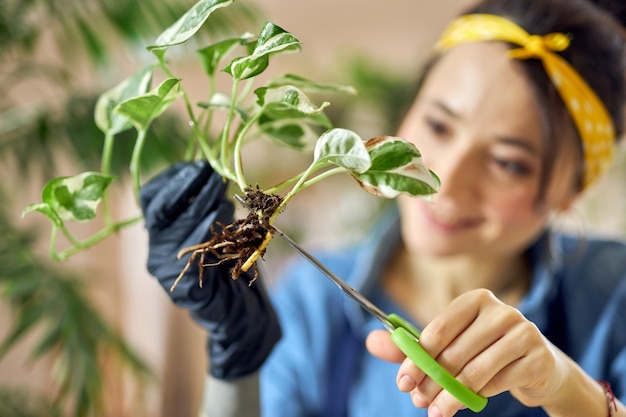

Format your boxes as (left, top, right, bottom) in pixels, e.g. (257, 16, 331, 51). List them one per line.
(101, 132, 114, 176)
(233, 112, 262, 191)
(263, 166, 344, 196)
(59, 225, 82, 247)
(219, 79, 241, 180)
(50, 226, 60, 261)
(241, 229, 273, 272)
(237, 78, 255, 104)
(101, 132, 115, 223)
(55, 216, 143, 261)
(296, 166, 345, 189)
(158, 56, 215, 167)
(273, 161, 319, 215)
(129, 129, 147, 203)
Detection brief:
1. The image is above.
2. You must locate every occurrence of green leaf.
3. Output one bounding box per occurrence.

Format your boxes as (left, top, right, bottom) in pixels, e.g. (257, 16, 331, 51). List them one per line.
(224, 22, 301, 80)
(256, 86, 332, 123)
(312, 128, 371, 173)
(148, 0, 234, 54)
(22, 203, 63, 227)
(39, 172, 114, 222)
(255, 21, 301, 56)
(114, 78, 181, 132)
(255, 85, 325, 109)
(256, 86, 332, 150)
(368, 136, 421, 171)
(197, 34, 253, 76)
(94, 66, 154, 135)
(267, 73, 358, 95)
(351, 136, 441, 198)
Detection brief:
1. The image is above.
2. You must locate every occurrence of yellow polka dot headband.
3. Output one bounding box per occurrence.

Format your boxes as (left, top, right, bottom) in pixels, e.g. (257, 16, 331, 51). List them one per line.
(436, 14, 615, 189)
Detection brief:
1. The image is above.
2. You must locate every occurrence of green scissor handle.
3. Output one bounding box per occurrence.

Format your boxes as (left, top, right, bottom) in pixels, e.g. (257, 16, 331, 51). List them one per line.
(388, 313, 488, 413)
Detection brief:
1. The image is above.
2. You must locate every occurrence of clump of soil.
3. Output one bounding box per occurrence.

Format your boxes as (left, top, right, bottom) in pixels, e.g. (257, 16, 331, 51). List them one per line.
(171, 188, 283, 291)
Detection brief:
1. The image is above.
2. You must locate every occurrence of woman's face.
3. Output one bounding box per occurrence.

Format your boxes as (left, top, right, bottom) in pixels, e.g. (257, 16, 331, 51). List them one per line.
(398, 42, 579, 258)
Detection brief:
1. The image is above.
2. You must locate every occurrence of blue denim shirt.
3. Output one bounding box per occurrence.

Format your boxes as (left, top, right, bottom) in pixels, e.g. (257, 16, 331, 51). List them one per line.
(261, 207, 626, 417)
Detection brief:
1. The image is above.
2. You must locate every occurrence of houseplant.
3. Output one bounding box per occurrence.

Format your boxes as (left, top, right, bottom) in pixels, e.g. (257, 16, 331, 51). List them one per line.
(23, 0, 440, 287)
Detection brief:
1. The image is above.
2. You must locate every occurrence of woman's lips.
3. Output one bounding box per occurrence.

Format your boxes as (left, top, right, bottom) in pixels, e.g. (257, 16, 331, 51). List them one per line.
(419, 202, 483, 233)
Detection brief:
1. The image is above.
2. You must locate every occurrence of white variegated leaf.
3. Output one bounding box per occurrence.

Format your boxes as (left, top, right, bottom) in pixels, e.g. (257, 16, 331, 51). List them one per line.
(38, 172, 114, 222)
(313, 128, 371, 173)
(150, 0, 233, 49)
(352, 136, 440, 198)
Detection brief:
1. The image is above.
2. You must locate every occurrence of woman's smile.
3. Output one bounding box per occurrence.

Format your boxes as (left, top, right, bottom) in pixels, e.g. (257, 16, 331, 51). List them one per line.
(418, 201, 484, 234)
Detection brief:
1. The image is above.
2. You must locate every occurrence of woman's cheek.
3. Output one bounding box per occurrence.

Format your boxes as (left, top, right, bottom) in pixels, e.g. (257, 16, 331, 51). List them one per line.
(487, 187, 543, 227)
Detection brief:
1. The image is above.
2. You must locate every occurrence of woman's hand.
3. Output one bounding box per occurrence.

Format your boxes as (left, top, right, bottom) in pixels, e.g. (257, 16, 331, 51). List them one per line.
(366, 289, 573, 417)
(140, 161, 281, 379)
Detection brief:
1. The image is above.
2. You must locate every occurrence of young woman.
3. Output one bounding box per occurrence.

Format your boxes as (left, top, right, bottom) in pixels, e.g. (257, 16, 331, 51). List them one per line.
(140, 0, 626, 415)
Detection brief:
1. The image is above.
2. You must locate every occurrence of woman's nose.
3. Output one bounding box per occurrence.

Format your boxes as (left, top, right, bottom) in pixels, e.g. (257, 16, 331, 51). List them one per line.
(427, 147, 480, 203)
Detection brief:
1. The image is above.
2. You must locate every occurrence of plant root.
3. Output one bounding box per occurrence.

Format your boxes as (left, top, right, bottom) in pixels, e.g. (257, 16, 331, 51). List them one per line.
(170, 188, 282, 291)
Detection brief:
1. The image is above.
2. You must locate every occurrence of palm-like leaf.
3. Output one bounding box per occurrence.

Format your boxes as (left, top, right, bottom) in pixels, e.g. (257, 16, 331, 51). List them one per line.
(0, 387, 62, 417)
(0, 190, 153, 416)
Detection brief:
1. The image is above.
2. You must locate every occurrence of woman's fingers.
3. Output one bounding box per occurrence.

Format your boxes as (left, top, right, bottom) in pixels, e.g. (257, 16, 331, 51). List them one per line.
(404, 290, 527, 401)
(419, 330, 527, 416)
(383, 289, 559, 416)
(365, 329, 406, 363)
(367, 289, 561, 416)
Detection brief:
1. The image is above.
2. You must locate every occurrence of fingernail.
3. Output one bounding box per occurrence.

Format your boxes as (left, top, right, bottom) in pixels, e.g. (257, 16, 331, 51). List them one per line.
(398, 374, 416, 392)
(429, 405, 443, 417)
(411, 391, 429, 408)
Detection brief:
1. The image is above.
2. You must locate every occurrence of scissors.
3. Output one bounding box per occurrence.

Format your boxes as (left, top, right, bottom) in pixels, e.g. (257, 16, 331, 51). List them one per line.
(234, 195, 488, 412)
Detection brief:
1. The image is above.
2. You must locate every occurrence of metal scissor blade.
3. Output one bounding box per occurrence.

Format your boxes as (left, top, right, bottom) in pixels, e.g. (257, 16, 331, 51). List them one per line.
(233, 195, 394, 331)
(272, 224, 395, 331)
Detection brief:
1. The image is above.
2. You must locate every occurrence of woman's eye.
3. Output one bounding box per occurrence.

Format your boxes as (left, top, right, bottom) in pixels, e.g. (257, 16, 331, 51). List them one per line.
(424, 116, 450, 137)
(493, 158, 532, 177)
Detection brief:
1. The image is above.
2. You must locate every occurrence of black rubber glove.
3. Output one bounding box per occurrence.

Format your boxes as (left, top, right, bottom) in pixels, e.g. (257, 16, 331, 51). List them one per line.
(140, 161, 281, 379)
